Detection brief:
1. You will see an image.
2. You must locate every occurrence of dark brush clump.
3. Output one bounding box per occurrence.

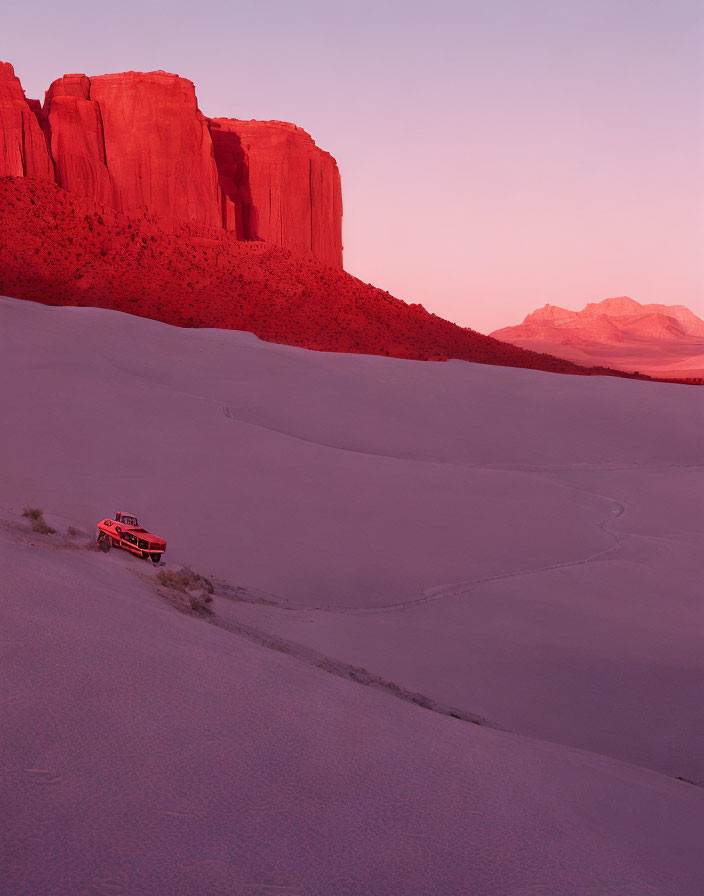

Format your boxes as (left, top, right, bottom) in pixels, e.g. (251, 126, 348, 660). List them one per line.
(156, 568, 214, 616)
(22, 507, 56, 535)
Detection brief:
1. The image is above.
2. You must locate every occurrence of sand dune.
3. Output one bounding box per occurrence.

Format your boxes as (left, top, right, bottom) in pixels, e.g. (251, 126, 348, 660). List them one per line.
(2, 296, 703, 894)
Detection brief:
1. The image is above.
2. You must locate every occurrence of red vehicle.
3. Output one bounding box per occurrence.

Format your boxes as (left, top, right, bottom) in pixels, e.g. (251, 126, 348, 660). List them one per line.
(96, 511, 166, 564)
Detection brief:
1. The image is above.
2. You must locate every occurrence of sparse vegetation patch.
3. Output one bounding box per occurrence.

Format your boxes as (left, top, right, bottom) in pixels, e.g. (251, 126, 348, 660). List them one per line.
(157, 568, 214, 595)
(22, 507, 56, 535)
(156, 567, 214, 616)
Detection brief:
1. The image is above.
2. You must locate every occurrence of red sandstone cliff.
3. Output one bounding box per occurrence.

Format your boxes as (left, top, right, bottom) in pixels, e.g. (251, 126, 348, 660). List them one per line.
(208, 118, 343, 268)
(5, 63, 695, 382)
(45, 74, 112, 205)
(87, 71, 222, 229)
(0, 63, 53, 180)
(1, 63, 343, 267)
(44, 70, 222, 229)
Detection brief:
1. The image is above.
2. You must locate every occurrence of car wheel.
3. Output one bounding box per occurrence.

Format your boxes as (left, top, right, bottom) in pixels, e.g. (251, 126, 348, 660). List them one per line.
(99, 534, 111, 553)
(151, 554, 161, 564)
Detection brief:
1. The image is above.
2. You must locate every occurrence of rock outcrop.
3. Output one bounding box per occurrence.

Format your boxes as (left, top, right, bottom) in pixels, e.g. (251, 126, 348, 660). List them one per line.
(45, 74, 112, 205)
(44, 70, 221, 229)
(208, 118, 343, 268)
(87, 71, 222, 229)
(1, 63, 343, 267)
(0, 62, 53, 180)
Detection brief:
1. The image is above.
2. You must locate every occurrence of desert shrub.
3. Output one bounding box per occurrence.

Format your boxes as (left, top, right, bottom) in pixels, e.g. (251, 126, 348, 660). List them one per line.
(156, 568, 214, 595)
(22, 507, 56, 535)
(157, 567, 214, 616)
(188, 594, 213, 615)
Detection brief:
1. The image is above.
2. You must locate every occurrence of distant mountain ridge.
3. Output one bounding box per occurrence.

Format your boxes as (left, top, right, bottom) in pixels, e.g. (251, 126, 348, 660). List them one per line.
(492, 297, 704, 379)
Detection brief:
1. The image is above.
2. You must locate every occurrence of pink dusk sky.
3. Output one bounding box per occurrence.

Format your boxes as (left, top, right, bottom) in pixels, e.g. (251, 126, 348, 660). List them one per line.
(3, 0, 702, 334)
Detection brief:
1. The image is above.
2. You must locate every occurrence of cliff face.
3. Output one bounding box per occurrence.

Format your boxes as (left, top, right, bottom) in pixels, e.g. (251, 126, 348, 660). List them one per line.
(208, 119, 343, 268)
(87, 71, 222, 229)
(44, 71, 222, 229)
(0, 62, 53, 180)
(45, 74, 113, 205)
(1, 63, 343, 267)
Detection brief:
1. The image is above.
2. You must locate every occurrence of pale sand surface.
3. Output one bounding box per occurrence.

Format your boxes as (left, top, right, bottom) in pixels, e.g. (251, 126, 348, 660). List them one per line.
(2, 296, 703, 894)
(224, 466, 703, 780)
